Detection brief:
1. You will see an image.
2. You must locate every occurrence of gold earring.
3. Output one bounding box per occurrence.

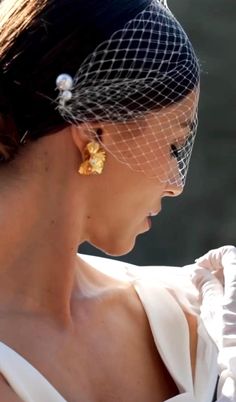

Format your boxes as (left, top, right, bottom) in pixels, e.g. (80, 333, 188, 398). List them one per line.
(78, 141, 106, 175)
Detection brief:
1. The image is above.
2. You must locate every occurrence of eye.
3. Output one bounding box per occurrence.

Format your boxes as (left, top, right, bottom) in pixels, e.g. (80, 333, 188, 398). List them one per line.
(170, 144, 180, 159)
(170, 131, 194, 160)
(189, 121, 196, 132)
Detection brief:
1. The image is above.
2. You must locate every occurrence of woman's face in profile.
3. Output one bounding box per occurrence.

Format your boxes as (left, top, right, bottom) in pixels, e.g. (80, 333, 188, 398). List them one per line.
(82, 90, 198, 256)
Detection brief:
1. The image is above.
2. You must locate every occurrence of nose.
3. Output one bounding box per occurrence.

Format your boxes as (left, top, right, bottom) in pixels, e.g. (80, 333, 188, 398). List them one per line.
(162, 183, 183, 198)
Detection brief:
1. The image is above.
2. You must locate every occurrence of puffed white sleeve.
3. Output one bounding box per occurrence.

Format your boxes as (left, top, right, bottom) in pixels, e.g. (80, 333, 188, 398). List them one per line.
(187, 246, 236, 401)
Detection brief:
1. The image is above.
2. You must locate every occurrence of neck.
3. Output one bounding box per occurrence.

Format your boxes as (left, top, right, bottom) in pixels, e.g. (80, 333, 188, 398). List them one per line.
(0, 134, 88, 325)
(0, 193, 79, 325)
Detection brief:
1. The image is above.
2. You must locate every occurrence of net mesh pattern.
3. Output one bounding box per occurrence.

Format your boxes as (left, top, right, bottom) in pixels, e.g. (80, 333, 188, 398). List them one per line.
(56, 0, 200, 187)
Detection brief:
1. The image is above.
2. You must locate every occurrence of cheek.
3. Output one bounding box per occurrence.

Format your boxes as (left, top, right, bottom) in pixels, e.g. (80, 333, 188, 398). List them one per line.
(84, 178, 162, 256)
(89, 181, 160, 233)
(83, 152, 163, 242)
(102, 120, 179, 182)
(109, 138, 177, 183)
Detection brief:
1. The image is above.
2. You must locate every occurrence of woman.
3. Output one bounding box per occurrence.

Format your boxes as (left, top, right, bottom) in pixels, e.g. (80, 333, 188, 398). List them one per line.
(0, 0, 234, 401)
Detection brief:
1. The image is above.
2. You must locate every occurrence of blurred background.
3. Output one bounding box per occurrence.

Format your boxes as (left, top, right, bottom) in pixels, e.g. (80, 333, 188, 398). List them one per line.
(80, 0, 236, 267)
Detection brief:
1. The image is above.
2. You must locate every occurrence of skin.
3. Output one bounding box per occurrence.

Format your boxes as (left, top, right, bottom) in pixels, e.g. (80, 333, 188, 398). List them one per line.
(0, 91, 198, 401)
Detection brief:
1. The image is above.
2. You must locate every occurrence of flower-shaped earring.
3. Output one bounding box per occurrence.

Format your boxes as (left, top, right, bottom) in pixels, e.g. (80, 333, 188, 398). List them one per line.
(78, 141, 106, 175)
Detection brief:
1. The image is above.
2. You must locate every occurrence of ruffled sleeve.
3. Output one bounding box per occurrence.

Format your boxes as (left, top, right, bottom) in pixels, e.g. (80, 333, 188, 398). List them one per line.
(187, 246, 236, 401)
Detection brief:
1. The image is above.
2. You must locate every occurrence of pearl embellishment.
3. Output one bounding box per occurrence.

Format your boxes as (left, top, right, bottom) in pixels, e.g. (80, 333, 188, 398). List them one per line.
(56, 73, 74, 106)
(56, 74, 73, 91)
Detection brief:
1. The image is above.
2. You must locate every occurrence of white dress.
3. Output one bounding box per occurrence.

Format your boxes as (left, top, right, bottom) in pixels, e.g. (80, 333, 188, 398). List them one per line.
(0, 254, 219, 402)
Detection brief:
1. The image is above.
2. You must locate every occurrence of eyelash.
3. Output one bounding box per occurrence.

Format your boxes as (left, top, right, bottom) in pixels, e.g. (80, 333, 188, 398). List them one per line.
(170, 144, 183, 159)
(170, 122, 196, 159)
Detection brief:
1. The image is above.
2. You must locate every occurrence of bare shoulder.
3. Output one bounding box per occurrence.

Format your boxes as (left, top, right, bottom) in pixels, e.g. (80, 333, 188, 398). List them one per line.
(120, 281, 198, 381)
(0, 374, 23, 402)
(78, 254, 198, 377)
(78, 253, 133, 283)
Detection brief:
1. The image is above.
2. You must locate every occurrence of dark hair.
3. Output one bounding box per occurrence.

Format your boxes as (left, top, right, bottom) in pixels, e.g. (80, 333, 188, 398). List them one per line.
(0, 0, 200, 163)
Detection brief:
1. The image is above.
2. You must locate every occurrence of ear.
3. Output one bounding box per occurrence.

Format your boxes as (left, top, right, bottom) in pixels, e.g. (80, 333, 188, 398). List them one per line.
(70, 124, 91, 155)
(70, 124, 104, 155)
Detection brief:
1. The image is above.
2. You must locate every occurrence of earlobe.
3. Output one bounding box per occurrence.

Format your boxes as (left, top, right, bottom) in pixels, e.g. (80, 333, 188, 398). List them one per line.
(70, 125, 106, 175)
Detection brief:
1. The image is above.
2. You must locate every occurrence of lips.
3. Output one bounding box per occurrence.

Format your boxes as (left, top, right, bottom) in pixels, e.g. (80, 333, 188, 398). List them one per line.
(149, 209, 161, 217)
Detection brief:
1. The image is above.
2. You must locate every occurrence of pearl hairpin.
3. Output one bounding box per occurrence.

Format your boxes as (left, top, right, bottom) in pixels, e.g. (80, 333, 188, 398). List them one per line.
(56, 73, 74, 106)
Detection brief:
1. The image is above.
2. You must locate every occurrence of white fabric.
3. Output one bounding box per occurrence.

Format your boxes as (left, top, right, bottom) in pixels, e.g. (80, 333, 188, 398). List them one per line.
(0, 253, 220, 401)
(0, 342, 66, 402)
(188, 246, 236, 401)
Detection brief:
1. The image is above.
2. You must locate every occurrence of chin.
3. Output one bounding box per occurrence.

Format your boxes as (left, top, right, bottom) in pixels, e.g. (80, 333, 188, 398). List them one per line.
(90, 235, 137, 258)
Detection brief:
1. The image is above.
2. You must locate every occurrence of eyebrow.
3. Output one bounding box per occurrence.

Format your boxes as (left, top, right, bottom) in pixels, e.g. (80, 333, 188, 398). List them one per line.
(174, 122, 195, 145)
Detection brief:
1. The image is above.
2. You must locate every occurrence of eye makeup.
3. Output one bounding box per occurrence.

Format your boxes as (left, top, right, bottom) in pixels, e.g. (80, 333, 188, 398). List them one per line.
(170, 121, 196, 160)
(170, 144, 179, 159)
